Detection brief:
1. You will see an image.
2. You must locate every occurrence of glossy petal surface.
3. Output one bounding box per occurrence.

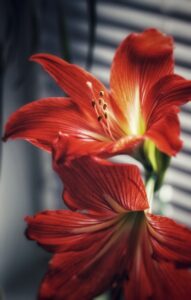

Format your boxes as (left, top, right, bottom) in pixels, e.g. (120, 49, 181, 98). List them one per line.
(53, 153, 148, 212)
(3, 97, 106, 151)
(147, 213, 191, 265)
(110, 29, 173, 128)
(144, 75, 191, 155)
(145, 107, 182, 156)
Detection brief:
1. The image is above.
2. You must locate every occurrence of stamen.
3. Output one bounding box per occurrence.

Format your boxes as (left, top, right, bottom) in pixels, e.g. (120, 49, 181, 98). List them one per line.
(86, 81, 116, 140)
(103, 103, 107, 110)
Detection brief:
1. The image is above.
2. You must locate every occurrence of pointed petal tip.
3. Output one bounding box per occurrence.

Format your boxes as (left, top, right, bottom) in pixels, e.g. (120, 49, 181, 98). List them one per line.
(2, 119, 15, 142)
(29, 53, 41, 62)
(29, 53, 55, 64)
(29, 55, 35, 62)
(2, 126, 15, 142)
(29, 53, 48, 62)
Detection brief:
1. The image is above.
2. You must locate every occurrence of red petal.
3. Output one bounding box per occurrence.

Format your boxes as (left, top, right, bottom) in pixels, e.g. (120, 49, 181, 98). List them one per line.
(3, 97, 105, 152)
(144, 75, 191, 124)
(110, 29, 173, 119)
(144, 75, 191, 155)
(124, 216, 191, 300)
(30, 53, 110, 116)
(53, 151, 149, 213)
(26, 210, 117, 253)
(124, 257, 191, 300)
(147, 213, 191, 266)
(39, 238, 129, 300)
(145, 107, 182, 156)
(26, 209, 191, 299)
(52, 132, 143, 164)
(26, 210, 132, 300)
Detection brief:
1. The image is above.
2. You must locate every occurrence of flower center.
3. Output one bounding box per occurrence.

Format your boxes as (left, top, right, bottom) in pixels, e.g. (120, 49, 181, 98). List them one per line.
(86, 81, 145, 141)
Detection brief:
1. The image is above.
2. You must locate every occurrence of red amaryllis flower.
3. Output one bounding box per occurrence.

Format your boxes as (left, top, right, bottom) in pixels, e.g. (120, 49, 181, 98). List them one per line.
(26, 155, 191, 300)
(3, 29, 191, 158)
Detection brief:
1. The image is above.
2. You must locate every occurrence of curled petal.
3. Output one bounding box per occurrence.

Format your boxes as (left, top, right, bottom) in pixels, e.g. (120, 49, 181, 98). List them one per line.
(52, 141, 149, 212)
(144, 75, 191, 155)
(52, 132, 143, 164)
(145, 74, 191, 126)
(145, 108, 182, 156)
